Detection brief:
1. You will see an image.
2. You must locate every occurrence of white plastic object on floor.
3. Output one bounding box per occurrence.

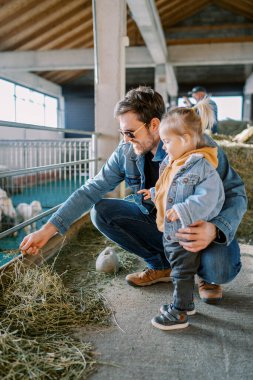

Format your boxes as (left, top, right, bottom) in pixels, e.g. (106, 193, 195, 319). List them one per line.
(95, 247, 119, 273)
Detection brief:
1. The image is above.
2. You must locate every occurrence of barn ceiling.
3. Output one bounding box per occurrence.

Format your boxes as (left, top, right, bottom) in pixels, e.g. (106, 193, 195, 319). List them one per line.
(0, 0, 252, 90)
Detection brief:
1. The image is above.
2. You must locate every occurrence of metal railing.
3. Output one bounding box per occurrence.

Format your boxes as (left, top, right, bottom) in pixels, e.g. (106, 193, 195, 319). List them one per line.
(0, 121, 101, 248)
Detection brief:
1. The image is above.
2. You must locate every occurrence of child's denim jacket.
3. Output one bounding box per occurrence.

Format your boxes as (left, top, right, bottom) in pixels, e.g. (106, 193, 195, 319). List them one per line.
(151, 153, 225, 242)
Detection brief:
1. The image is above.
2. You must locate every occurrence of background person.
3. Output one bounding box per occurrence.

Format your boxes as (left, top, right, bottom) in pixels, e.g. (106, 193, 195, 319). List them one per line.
(20, 86, 247, 305)
(183, 86, 219, 134)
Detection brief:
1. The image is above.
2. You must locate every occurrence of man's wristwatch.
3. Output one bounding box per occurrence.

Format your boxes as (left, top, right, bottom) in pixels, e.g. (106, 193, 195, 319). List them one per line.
(215, 226, 225, 243)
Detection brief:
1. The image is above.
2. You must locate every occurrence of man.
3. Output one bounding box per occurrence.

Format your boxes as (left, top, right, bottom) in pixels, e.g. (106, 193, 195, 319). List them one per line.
(20, 86, 247, 304)
(183, 86, 219, 133)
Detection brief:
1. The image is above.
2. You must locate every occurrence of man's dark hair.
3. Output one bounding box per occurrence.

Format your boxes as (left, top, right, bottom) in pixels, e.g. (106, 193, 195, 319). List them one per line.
(114, 86, 165, 123)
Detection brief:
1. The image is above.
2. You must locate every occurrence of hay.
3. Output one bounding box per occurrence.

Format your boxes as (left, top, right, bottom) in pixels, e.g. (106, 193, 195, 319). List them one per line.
(0, 222, 142, 378)
(218, 140, 253, 243)
(0, 328, 95, 380)
(0, 255, 112, 379)
(117, 249, 141, 273)
(218, 120, 248, 136)
(0, 259, 111, 336)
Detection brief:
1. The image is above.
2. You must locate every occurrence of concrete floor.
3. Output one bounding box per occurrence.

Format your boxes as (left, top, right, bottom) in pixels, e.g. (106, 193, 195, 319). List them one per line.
(84, 245, 253, 380)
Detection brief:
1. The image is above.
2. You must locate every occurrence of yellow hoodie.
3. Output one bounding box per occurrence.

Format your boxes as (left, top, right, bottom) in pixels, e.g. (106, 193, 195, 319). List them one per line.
(155, 146, 218, 232)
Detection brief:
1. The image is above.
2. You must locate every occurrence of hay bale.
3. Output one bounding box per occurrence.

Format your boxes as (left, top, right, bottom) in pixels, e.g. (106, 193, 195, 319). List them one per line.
(0, 328, 95, 380)
(219, 140, 253, 242)
(218, 119, 248, 136)
(0, 259, 111, 336)
(233, 125, 253, 143)
(0, 258, 111, 379)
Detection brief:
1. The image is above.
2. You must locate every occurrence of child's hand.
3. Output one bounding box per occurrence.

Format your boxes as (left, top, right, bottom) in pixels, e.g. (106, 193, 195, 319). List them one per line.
(137, 189, 151, 200)
(166, 209, 179, 222)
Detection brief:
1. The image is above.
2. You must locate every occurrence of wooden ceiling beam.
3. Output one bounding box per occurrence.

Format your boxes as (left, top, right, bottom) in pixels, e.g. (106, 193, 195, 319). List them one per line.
(127, 20, 144, 46)
(39, 71, 59, 81)
(17, 17, 92, 50)
(4, 10, 91, 51)
(166, 35, 253, 45)
(166, 23, 253, 32)
(0, 0, 62, 30)
(156, 0, 187, 14)
(68, 41, 91, 49)
(159, 0, 210, 20)
(215, 0, 253, 20)
(38, 24, 93, 50)
(63, 35, 94, 49)
(160, 0, 211, 27)
(52, 70, 87, 84)
(0, 0, 36, 24)
(127, 0, 182, 33)
(0, 0, 89, 50)
(63, 70, 89, 82)
(222, 0, 253, 13)
(40, 69, 87, 84)
(0, 0, 12, 6)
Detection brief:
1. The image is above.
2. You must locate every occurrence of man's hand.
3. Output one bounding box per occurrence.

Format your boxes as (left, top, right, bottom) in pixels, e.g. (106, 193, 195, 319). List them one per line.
(175, 220, 217, 252)
(19, 223, 58, 255)
(138, 189, 151, 200)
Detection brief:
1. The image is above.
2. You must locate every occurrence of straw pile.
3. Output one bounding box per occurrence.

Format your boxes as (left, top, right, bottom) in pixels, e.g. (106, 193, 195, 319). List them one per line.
(0, 257, 111, 379)
(0, 222, 140, 379)
(217, 139, 253, 243)
(218, 120, 248, 136)
(0, 329, 95, 380)
(0, 260, 110, 336)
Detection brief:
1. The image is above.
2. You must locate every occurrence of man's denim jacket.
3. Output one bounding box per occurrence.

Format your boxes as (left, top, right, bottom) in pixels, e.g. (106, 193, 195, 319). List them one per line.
(49, 134, 247, 246)
(151, 153, 225, 242)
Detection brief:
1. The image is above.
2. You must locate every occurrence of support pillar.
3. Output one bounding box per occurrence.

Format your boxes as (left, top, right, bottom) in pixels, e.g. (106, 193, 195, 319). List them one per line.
(155, 64, 168, 109)
(243, 73, 253, 122)
(93, 0, 127, 185)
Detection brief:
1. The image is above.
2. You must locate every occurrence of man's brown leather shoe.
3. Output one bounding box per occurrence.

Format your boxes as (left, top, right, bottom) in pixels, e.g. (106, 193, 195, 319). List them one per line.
(198, 279, 222, 304)
(126, 268, 172, 287)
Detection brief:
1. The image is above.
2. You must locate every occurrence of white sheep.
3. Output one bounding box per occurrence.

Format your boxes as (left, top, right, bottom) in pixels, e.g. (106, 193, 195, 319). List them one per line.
(0, 188, 17, 219)
(0, 188, 7, 199)
(0, 189, 17, 233)
(16, 200, 42, 234)
(0, 197, 17, 219)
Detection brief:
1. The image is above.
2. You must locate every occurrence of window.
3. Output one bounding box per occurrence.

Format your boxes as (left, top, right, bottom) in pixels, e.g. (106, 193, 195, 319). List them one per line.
(212, 96, 242, 121)
(0, 79, 15, 122)
(177, 96, 243, 120)
(0, 78, 58, 127)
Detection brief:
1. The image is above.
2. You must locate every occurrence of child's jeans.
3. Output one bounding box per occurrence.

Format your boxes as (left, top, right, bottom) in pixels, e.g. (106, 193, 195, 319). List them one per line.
(163, 237, 200, 310)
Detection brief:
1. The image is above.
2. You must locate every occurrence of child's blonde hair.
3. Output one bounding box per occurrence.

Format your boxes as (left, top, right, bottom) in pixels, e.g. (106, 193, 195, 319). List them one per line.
(160, 97, 215, 148)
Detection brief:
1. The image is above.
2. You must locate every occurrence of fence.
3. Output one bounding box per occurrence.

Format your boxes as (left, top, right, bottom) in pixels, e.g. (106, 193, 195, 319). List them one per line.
(0, 121, 100, 263)
(0, 139, 94, 195)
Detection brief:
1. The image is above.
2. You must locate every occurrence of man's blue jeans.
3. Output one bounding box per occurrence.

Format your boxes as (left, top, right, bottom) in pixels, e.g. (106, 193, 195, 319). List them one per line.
(90, 199, 242, 284)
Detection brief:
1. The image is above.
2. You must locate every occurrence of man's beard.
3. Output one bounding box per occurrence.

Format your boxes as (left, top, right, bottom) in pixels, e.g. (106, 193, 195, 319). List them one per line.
(131, 137, 156, 156)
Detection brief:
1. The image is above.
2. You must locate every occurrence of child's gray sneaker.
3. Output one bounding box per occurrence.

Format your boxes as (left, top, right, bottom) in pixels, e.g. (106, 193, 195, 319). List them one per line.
(160, 303, 196, 316)
(151, 304, 188, 331)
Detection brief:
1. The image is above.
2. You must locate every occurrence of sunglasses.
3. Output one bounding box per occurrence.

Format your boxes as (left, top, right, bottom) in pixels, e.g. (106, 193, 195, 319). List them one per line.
(119, 123, 147, 139)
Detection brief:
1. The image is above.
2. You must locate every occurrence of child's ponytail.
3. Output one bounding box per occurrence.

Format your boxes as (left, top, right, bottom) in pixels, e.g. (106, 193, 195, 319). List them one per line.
(192, 97, 215, 133)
